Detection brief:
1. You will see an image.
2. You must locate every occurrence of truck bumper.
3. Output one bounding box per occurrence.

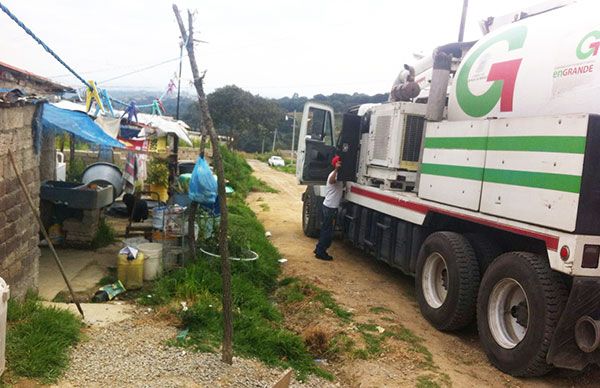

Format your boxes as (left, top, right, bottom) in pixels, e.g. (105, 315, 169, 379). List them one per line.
(547, 277, 600, 369)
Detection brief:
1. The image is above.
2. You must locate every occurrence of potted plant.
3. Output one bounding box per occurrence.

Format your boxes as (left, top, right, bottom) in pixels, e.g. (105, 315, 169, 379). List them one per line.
(146, 158, 169, 202)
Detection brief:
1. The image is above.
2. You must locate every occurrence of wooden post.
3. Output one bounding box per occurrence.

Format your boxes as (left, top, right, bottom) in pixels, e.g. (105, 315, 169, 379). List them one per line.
(173, 3, 234, 365)
(69, 133, 75, 166)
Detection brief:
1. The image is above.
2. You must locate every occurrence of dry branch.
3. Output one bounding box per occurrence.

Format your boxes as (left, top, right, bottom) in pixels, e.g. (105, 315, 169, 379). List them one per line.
(173, 3, 233, 364)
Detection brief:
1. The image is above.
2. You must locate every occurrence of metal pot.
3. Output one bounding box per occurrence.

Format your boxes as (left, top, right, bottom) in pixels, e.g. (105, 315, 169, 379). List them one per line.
(82, 162, 124, 198)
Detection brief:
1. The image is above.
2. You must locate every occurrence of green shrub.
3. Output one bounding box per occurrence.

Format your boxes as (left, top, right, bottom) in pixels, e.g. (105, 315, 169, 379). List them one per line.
(66, 157, 86, 182)
(91, 218, 116, 249)
(147, 158, 169, 187)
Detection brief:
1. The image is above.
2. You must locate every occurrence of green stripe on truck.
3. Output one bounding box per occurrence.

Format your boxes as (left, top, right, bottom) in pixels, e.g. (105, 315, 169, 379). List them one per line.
(421, 163, 582, 193)
(424, 136, 586, 153)
(420, 163, 484, 180)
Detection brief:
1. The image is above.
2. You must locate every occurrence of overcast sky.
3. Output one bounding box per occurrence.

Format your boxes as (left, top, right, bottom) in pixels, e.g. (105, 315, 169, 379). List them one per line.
(1, 0, 552, 98)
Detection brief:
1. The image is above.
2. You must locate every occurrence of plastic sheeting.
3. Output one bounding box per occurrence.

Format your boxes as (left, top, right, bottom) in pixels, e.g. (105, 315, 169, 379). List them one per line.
(51, 101, 193, 146)
(136, 113, 193, 146)
(41, 103, 125, 148)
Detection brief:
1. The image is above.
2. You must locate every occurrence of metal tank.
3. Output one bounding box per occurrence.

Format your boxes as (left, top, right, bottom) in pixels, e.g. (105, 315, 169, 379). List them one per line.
(448, 1, 600, 121)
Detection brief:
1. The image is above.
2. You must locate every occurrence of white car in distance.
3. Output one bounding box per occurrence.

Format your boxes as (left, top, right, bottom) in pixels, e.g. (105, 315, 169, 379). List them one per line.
(268, 155, 285, 167)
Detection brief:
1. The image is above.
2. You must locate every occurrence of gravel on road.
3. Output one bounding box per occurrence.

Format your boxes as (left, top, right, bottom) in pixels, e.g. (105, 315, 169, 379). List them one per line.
(59, 315, 337, 388)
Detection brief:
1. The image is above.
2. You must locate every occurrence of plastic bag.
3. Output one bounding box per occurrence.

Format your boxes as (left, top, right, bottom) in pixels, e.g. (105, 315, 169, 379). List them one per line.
(189, 157, 217, 204)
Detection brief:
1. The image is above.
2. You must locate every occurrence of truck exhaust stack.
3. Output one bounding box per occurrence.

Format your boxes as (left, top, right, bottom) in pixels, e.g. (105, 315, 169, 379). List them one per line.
(425, 50, 452, 122)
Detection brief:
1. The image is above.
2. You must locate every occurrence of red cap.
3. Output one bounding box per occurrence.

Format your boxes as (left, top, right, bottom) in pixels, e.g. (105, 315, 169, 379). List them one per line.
(331, 155, 341, 167)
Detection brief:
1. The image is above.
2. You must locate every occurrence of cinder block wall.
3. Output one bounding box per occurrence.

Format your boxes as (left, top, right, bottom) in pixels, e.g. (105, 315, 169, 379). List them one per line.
(0, 104, 40, 299)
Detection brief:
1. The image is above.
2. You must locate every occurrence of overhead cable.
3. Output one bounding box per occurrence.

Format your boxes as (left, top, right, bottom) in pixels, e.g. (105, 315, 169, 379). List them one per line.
(0, 2, 91, 89)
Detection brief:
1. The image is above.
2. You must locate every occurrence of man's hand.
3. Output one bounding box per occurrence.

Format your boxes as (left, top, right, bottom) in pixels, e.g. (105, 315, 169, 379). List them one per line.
(329, 160, 341, 184)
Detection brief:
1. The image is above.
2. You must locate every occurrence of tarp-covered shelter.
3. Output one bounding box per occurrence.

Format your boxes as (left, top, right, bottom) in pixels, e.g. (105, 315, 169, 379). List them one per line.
(51, 100, 193, 146)
(41, 103, 125, 148)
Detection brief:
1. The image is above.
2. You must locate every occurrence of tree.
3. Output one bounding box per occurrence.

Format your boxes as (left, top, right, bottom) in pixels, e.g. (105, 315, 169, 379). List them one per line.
(207, 85, 284, 152)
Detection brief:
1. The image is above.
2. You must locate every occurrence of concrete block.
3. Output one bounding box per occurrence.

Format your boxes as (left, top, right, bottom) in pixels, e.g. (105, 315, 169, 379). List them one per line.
(5, 204, 21, 223)
(5, 107, 24, 130)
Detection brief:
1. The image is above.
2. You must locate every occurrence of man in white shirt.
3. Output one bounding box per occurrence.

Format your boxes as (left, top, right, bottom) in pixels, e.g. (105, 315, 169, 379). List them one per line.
(315, 155, 343, 261)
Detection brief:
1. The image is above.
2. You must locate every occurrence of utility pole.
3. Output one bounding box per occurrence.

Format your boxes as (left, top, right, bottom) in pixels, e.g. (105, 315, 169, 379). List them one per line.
(291, 110, 296, 159)
(272, 128, 277, 152)
(175, 39, 184, 120)
(261, 137, 265, 154)
(458, 0, 468, 42)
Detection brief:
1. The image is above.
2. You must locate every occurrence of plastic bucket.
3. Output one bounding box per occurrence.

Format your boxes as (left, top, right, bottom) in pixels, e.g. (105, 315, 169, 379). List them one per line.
(0, 278, 9, 376)
(139, 243, 163, 281)
(153, 206, 167, 229)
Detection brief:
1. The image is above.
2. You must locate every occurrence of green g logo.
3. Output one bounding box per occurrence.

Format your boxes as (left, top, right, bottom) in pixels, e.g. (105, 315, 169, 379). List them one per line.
(456, 26, 527, 117)
(576, 30, 600, 60)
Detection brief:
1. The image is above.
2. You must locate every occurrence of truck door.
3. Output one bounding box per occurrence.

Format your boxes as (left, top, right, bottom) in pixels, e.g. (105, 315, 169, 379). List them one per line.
(296, 102, 336, 184)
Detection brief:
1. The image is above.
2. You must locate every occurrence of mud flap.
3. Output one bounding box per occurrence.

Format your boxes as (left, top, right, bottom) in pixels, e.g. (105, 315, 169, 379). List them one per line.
(547, 277, 600, 370)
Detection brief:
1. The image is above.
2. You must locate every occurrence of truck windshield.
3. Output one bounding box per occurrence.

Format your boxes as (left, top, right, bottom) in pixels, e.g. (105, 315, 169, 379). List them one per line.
(308, 107, 334, 146)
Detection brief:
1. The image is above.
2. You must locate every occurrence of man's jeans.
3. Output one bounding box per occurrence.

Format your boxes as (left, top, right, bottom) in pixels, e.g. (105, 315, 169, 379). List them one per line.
(316, 205, 337, 256)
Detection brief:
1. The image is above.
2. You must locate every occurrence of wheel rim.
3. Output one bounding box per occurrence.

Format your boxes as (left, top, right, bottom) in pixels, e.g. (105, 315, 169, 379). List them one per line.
(421, 252, 448, 308)
(488, 278, 529, 349)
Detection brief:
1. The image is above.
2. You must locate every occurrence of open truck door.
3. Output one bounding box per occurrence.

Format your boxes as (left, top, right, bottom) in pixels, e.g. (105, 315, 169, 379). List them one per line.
(296, 102, 336, 184)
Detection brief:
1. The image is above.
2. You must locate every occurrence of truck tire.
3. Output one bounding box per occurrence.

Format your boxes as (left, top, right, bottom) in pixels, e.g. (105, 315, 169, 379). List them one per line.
(477, 252, 568, 377)
(416, 232, 480, 331)
(302, 187, 320, 238)
(465, 233, 502, 274)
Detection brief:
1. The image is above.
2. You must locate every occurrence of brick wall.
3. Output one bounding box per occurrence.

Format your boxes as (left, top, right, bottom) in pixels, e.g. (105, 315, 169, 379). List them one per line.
(0, 104, 40, 299)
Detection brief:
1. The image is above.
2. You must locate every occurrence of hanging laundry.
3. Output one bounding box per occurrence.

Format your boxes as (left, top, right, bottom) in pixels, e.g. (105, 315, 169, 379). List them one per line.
(122, 101, 139, 122)
(95, 88, 114, 117)
(151, 99, 164, 116)
(123, 151, 137, 194)
(137, 150, 148, 182)
(85, 80, 104, 113)
(95, 115, 121, 138)
(166, 79, 176, 95)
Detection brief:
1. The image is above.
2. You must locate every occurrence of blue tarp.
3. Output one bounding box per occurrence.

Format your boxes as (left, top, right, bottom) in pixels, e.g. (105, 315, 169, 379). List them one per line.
(41, 103, 125, 148)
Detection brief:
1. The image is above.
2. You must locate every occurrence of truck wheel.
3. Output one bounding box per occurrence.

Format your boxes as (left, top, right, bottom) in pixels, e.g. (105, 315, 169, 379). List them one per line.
(477, 252, 568, 377)
(302, 187, 320, 238)
(465, 233, 502, 274)
(416, 232, 480, 331)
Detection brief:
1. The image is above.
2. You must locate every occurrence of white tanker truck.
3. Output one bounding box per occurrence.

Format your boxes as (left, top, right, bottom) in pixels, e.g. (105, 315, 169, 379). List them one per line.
(296, 0, 600, 377)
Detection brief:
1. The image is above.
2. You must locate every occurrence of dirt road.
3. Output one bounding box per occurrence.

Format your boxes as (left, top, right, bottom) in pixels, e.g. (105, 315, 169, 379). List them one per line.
(247, 159, 599, 387)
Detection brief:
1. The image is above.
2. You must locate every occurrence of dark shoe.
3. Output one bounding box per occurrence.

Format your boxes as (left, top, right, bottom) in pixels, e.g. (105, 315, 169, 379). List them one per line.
(315, 252, 333, 261)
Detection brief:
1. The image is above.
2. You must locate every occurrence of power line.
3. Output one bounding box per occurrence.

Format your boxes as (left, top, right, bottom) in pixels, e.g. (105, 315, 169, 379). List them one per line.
(98, 55, 188, 85)
(0, 2, 91, 89)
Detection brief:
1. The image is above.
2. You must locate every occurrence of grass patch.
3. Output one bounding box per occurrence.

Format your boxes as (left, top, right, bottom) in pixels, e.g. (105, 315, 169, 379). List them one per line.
(221, 146, 277, 197)
(416, 375, 440, 388)
(369, 306, 394, 314)
(5, 292, 81, 383)
(97, 267, 117, 286)
(91, 218, 116, 249)
(387, 326, 434, 368)
(142, 149, 330, 381)
(259, 203, 270, 212)
(273, 164, 296, 174)
(277, 277, 352, 322)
